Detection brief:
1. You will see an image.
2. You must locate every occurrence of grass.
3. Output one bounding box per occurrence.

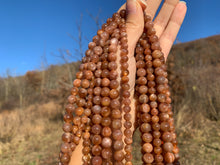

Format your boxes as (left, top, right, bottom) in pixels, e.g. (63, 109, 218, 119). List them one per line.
(0, 102, 63, 165)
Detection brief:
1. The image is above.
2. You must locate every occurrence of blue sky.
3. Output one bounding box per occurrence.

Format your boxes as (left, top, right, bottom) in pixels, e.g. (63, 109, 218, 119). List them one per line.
(0, 0, 219, 76)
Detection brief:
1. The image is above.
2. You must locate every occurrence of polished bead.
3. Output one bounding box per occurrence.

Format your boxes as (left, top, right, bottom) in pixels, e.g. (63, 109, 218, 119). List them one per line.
(163, 142, 174, 152)
(162, 132, 173, 142)
(61, 143, 70, 153)
(112, 130, 123, 140)
(143, 153, 154, 163)
(164, 152, 175, 163)
(91, 124, 102, 135)
(102, 137, 112, 148)
(92, 145, 102, 156)
(101, 117, 111, 126)
(142, 143, 153, 153)
(114, 150, 124, 161)
(91, 156, 102, 165)
(102, 148, 112, 159)
(141, 123, 151, 133)
(102, 127, 112, 137)
(142, 133, 153, 143)
(92, 135, 102, 145)
(63, 123, 72, 132)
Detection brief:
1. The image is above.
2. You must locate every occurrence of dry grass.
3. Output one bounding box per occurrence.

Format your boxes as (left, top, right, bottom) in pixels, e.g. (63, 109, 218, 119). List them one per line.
(0, 102, 63, 165)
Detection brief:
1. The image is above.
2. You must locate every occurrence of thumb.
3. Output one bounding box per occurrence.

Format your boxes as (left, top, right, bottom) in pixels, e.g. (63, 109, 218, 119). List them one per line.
(126, 0, 147, 52)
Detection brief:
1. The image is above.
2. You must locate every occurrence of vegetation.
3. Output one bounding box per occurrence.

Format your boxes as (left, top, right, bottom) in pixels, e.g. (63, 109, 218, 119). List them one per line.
(0, 35, 220, 165)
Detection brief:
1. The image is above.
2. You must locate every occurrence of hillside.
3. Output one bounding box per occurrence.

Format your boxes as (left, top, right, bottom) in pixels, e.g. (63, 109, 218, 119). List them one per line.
(0, 35, 220, 165)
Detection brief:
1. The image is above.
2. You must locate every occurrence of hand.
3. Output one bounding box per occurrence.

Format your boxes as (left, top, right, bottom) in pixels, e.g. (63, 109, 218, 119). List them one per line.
(117, 0, 187, 135)
(69, 0, 187, 164)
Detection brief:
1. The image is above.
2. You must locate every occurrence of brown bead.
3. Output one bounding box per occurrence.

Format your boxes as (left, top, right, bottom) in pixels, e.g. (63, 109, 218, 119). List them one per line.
(63, 123, 72, 132)
(142, 143, 153, 153)
(101, 117, 111, 126)
(112, 109, 122, 119)
(65, 104, 75, 114)
(110, 80, 119, 89)
(151, 115, 159, 123)
(108, 52, 117, 61)
(162, 132, 173, 142)
(137, 76, 147, 85)
(92, 145, 102, 156)
(102, 137, 112, 148)
(153, 59, 162, 67)
(91, 124, 102, 135)
(102, 69, 110, 78)
(163, 142, 174, 152)
(63, 113, 73, 123)
(123, 121, 132, 129)
(112, 119, 122, 129)
(164, 152, 175, 163)
(92, 135, 102, 145)
(68, 95, 77, 104)
(141, 123, 151, 133)
(60, 153, 70, 163)
(75, 107, 84, 116)
(92, 105, 101, 114)
(102, 148, 112, 159)
(142, 133, 153, 143)
(152, 50, 163, 59)
(61, 143, 70, 153)
(102, 127, 112, 137)
(136, 60, 145, 68)
(110, 99, 120, 109)
(159, 113, 169, 121)
(138, 85, 148, 94)
(153, 138, 162, 147)
(101, 97, 111, 106)
(139, 94, 149, 104)
(62, 133, 72, 143)
(143, 153, 154, 163)
(109, 89, 119, 99)
(154, 146, 162, 154)
(140, 104, 150, 113)
(158, 93, 166, 103)
(102, 78, 110, 87)
(155, 154, 163, 162)
(141, 113, 151, 123)
(114, 150, 124, 161)
(113, 140, 124, 150)
(93, 96, 101, 105)
(91, 156, 102, 165)
(101, 107, 111, 117)
(92, 114, 102, 124)
(151, 108, 159, 115)
(161, 122, 170, 132)
(112, 130, 123, 140)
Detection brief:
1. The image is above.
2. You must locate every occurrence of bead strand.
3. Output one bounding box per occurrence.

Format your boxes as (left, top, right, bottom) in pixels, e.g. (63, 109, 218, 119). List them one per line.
(58, 8, 181, 165)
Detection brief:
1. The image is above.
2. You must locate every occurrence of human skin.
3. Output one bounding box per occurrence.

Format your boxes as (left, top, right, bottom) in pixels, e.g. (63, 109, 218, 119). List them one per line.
(68, 0, 187, 164)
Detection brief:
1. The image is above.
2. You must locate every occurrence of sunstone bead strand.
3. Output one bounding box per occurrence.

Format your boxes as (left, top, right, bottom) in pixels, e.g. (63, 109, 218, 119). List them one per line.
(58, 9, 181, 165)
(118, 10, 133, 165)
(107, 13, 125, 165)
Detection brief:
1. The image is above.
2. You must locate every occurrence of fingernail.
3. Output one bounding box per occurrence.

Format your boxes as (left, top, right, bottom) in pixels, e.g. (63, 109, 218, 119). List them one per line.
(139, 0, 147, 7)
(126, 0, 137, 14)
(179, 1, 186, 4)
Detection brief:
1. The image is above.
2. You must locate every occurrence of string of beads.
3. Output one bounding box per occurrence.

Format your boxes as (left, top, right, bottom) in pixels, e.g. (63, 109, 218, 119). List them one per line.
(58, 9, 180, 165)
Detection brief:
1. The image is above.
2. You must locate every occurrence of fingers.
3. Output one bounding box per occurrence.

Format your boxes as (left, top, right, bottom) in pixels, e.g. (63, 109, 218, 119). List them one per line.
(154, 0, 179, 37)
(144, 0, 162, 19)
(125, 0, 146, 53)
(159, 1, 187, 60)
